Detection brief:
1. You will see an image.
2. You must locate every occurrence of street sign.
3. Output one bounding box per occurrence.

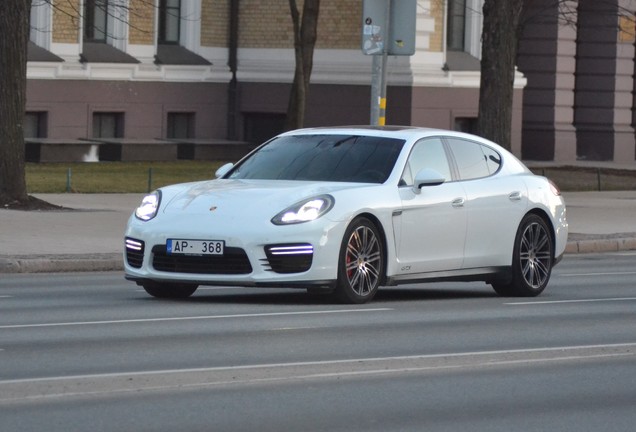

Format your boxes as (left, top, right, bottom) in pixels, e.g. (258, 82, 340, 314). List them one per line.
(362, 0, 417, 56)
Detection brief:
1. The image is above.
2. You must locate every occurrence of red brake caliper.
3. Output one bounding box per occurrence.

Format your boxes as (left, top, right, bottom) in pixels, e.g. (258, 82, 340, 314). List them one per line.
(346, 233, 355, 280)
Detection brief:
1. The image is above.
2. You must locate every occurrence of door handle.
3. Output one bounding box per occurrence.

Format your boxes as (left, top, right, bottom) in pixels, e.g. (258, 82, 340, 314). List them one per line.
(509, 191, 522, 201)
(451, 197, 465, 208)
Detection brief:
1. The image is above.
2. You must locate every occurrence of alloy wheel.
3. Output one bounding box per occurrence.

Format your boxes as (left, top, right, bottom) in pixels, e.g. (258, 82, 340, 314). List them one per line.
(519, 222, 552, 289)
(344, 224, 382, 297)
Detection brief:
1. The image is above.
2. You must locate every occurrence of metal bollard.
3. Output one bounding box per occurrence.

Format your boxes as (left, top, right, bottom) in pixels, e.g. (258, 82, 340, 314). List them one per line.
(66, 168, 72, 193)
(148, 167, 153, 192)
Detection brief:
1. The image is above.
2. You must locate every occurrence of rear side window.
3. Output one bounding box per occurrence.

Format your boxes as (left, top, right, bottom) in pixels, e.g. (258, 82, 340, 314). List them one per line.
(446, 138, 501, 180)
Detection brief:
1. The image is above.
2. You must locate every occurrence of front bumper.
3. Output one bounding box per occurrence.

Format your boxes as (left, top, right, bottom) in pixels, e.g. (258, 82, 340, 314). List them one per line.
(123, 213, 344, 288)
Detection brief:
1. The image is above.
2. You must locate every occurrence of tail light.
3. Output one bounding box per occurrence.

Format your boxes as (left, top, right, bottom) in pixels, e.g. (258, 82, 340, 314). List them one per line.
(549, 179, 561, 196)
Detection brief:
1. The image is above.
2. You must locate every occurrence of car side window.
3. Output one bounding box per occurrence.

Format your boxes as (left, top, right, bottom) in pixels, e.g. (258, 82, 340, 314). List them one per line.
(446, 138, 499, 180)
(401, 138, 452, 186)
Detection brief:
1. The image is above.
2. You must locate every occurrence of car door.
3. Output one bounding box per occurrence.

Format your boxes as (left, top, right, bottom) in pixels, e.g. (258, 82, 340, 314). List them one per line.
(445, 138, 528, 268)
(394, 138, 467, 274)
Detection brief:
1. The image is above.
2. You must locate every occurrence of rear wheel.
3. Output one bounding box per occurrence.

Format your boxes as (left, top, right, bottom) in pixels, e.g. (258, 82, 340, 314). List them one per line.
(492, 214, 553, 297)
(335, 217, 384, 304)
(142, 282, 198, 299)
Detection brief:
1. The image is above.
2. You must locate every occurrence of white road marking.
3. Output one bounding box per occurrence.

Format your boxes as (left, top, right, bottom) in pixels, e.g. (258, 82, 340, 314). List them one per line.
(5, 341, 634, 383)
(505, 297, 636, 305)
(2, 342, 634, 403)
(0, 308, 392, 330)
(559, 271, 636, 277)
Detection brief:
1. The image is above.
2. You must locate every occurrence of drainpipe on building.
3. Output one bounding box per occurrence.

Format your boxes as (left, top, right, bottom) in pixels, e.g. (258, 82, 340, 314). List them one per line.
(227, 0, 240, 141)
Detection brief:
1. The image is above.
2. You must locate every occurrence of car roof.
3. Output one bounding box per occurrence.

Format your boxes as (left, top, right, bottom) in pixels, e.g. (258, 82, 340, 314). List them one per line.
(279, 125, 490, 143)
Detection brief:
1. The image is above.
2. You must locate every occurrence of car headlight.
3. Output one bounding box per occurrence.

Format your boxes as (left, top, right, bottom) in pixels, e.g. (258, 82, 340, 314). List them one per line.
(272, 195, 334, 225)
(135, 190, 161, 221)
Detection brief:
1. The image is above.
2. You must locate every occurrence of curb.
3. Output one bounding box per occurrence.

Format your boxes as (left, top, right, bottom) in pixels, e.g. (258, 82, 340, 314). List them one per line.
(564, 237, 636, 254)
(0, 254, 122, 274)
(2, 238, 635, 274)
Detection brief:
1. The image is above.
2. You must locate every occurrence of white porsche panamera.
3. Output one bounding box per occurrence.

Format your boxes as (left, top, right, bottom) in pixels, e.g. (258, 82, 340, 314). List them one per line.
(124, 126, 568, 304)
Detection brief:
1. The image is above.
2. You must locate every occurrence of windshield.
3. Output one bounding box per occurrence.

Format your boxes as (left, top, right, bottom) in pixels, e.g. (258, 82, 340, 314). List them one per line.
(227, 134, 405, 183)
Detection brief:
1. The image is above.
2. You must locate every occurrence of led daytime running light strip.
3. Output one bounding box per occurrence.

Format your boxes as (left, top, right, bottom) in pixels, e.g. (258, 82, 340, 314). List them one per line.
(268, 245, 313, 255)
(125, 239, 143, 251)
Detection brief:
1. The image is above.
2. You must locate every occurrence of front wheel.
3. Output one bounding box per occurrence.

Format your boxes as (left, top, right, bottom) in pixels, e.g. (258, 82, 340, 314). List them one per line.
(335, 217, 385, 304)
(492, 214, 553, 297)
(142, 282, 198, 299)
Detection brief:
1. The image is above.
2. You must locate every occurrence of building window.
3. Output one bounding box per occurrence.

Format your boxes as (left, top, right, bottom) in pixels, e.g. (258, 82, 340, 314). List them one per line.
(84, 0, 109, 42)
(159, 0, 181, 44)
(93, 112, 124, 138)
(154, 0, 209, 65)
(446, 0, 482, 60)
(447, 0, 466, 51)
(454, 117, 478, 134)
(24, 112, 48, 138)
(167, 112, 194, 138)
(24, 112, 48, 163)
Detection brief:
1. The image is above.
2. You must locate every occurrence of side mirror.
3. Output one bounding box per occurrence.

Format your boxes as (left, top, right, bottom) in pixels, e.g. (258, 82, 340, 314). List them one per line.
(215, 162, 234, 178)
(413, 168, 445, 193)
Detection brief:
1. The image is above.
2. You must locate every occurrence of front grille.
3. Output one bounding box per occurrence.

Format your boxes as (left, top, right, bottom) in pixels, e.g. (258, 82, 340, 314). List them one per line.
(151, 245, 252, 274)
(125, 237, 144, 268)
(262, 244, 313, 274)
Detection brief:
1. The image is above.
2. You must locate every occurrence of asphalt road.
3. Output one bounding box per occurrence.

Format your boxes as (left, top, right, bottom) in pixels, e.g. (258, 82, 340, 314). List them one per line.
(1, 252, 636, 431)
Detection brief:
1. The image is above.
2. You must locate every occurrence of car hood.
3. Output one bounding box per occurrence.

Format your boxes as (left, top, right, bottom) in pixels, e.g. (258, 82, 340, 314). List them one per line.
(161, 179, 365, 216)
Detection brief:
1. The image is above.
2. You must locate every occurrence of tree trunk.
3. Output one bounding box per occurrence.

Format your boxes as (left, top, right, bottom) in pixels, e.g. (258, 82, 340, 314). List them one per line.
(285, 0, 320, 131)
(477, 0, 524, 150)
(0, 0, 30, 206)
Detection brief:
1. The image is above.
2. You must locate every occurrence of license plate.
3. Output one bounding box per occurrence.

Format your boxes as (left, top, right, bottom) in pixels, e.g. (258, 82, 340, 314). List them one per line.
(167, 239, 224, 255)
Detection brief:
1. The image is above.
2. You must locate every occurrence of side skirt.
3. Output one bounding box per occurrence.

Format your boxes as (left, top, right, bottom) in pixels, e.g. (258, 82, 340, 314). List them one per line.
(384, 266, 511, 287)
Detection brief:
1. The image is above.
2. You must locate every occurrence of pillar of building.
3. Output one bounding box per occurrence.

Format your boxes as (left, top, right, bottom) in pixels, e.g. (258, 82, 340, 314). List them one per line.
(552, 3, 578, 162)
(620, 0, 636, 163)
(614, 21, 636, 163)
(518, 0, 577, 162)
(574, 0, 635, 162)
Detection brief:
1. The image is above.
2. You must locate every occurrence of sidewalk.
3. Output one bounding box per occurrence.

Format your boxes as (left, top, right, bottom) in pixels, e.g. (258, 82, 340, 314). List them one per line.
(0, 194, 142, 273)
(1, 191, 635, 273)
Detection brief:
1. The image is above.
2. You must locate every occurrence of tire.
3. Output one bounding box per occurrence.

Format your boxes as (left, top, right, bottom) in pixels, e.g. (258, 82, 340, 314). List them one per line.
(335, 217, 385, 304)
(142, 282, 198, 299)
(492, 214, 553, 297)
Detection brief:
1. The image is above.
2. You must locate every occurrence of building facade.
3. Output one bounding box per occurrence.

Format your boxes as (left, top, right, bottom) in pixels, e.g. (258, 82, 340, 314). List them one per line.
(518, 0, 636, 164)
(24, 1, 636, 165)
(26, 0, 512, 162)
